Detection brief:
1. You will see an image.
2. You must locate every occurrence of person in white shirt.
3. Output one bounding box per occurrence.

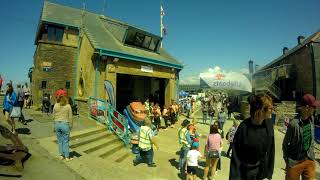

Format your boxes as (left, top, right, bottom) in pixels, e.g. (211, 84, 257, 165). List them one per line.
(185, 142, 203, 180)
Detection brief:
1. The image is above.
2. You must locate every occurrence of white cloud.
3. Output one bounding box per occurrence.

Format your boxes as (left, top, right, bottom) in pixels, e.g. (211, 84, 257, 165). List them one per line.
(179, 75, 199, 85)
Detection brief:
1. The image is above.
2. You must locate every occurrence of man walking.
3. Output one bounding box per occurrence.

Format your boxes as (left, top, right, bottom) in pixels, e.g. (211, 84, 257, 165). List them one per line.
(178, 119, 192, 173)
(133, 117, 159, 167)
(17, 84, 26, 125)
(283, 94, 320, 180)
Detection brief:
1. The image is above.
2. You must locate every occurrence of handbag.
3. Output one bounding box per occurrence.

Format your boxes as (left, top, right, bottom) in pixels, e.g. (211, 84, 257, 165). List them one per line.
(207, 150, 220, 158)
(10, 106, 21, 118)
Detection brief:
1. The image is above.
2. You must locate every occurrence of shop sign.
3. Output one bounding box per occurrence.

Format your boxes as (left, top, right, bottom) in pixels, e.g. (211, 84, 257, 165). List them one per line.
(141, 65, 153, 73)
(42, 61, 52, 72)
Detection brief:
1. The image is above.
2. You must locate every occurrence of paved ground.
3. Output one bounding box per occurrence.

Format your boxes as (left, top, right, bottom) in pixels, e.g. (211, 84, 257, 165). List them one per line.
(0, 106, 319, 180)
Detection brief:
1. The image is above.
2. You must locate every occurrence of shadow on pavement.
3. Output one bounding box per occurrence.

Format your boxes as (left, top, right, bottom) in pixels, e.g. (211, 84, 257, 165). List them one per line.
(0, 173, 22, 178)
(169, 158, 179, 170)
(70, 151, 82, 158)
(24, 119, 33, 124)
(16, 128, 31, 135)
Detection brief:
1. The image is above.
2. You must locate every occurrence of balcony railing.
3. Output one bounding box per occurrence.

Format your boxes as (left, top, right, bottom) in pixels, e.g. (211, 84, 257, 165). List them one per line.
(254, 64, 294, 82)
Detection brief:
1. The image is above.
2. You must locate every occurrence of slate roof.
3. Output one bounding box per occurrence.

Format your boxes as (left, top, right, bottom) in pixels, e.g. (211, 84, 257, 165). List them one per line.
(39, 1, 183, 69)
(259, 31, 320, 71)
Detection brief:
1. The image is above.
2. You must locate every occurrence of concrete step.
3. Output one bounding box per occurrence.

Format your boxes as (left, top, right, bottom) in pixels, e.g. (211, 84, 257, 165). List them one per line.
(52, 126, 131, 163)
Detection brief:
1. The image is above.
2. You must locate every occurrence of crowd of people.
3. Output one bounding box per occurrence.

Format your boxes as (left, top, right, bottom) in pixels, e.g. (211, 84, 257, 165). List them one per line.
(134, 92, 319, 180)
(2, 82, 31, 133)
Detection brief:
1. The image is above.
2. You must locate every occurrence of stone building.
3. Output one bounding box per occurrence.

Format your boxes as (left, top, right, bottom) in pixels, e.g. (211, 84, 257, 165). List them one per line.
(253, 31, 320, 103)
(32, 1, 183, 112)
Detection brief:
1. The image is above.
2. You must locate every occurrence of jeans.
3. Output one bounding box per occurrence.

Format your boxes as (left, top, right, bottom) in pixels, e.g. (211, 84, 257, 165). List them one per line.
(209, 116, 214, 125)
(179, 146, 190, 171)
(218, 121, 225, 131)
(134, 148, 154, 165)
(202, 112, 208, 124)
(55, 121, 70, 158)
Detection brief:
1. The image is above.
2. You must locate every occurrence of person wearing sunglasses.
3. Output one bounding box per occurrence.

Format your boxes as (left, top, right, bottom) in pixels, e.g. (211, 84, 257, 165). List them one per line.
(283, 94, 319, 180)
(229, 94, 275, 180)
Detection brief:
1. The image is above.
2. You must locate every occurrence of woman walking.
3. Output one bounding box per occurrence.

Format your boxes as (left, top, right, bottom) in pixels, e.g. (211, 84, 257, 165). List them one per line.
(226, 120, 239, 157)
(53, 93, 73, 161)
(2, 83, 18, 134)
(203, 124, 223, 180)
(229, 94, 275, 180)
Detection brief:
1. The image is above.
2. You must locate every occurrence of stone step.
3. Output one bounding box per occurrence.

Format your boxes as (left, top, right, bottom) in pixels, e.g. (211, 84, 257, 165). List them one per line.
(52, 126, 131, 163)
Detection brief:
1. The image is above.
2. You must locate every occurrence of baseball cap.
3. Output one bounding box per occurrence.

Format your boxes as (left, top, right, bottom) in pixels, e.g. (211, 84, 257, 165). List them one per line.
(55, 89, 67, 97)
(192, 142, 199, 148)
(302, 94, 320, 108)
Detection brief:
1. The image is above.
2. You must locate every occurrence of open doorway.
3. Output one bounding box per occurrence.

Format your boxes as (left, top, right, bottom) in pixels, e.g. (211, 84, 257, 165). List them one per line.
(116, 74, 166, 112)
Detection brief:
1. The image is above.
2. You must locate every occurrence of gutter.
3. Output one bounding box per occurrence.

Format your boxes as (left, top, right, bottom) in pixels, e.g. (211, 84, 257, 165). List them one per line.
(98, 48, 183, 70)
(94, 50, 101, 98)
(74, 28, 81, 100)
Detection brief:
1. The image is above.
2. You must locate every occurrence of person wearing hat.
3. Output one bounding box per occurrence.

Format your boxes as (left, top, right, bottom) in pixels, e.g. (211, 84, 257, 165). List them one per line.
(185, 141, 203, 180)
(178, 119, 192, 173)
(283, 94, 320, 180)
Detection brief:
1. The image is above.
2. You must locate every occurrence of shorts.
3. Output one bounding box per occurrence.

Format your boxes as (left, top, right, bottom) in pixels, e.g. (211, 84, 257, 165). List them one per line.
(187, 166, 198, 175)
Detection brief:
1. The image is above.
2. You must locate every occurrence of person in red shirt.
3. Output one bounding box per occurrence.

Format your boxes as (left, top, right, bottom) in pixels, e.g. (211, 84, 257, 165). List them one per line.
(0, 75, 3, 92)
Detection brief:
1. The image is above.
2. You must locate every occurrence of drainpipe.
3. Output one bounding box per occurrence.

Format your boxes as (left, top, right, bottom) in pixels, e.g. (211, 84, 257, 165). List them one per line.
(74, 27, 81, 100)
(310, 43, 317, 97)
(94, 50, 101, 98)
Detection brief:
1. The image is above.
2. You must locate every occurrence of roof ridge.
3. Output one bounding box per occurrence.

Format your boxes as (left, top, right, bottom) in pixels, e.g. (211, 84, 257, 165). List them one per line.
(46, 1, 159, 38)
(260, 31, 320, 70)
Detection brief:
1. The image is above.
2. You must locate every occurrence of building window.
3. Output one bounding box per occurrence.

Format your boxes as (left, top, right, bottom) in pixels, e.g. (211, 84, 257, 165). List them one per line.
(124, 28, 160, 52)
(47, 25, 64, 42)
(66, 81, 70, 89)
(41, 81, 47, 89)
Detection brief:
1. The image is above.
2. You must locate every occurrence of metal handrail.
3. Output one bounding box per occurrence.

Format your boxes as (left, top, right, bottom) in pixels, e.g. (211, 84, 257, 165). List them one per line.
(254, 73, 281, 98)
(107, 103, 130, 145)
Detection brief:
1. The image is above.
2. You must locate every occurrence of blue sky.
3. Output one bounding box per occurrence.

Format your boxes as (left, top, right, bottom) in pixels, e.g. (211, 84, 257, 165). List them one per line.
(0, 0, 319, 85)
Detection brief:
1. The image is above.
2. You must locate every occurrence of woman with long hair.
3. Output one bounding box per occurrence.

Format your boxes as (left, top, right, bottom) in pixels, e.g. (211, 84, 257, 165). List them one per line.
(2, 83, 17, 134)
(229, 94, 275, 180)
(53, 94, 73, 161)
(203, 123, 223, 180)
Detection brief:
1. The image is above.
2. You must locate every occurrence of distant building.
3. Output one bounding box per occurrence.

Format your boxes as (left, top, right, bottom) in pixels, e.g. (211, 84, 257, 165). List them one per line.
(32, 2, 183, 111)
(179, 84, 201, 93)
(253, 32, 320, 102)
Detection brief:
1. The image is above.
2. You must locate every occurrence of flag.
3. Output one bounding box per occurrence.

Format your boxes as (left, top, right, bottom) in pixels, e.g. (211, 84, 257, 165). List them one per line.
(161, 5, 167, 36)
(162, 25, 167, 36)
(161, 5, 165, 18)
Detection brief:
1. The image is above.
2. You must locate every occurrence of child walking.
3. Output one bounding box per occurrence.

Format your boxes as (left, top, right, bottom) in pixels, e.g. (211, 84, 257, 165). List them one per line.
(185, 142, 203, 180)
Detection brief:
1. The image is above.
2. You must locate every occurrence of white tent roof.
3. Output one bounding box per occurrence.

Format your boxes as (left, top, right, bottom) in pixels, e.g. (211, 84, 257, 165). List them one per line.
(200, 71, 252, 92)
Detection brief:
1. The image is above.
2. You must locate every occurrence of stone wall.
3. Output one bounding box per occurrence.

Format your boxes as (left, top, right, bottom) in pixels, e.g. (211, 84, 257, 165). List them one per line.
(32, 42, 76, 107)
(274, 101, 297, 126)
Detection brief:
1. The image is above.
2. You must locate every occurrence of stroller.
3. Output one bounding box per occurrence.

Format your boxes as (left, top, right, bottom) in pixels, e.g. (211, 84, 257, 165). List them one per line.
(42, 94, 51, 113)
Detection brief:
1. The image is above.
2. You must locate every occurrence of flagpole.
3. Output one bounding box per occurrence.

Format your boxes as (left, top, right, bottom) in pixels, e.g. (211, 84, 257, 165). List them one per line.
(160, 0, 163, 48)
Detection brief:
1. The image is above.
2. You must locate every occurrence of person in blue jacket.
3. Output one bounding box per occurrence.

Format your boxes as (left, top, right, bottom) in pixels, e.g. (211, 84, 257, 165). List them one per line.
(2, 83, 18, 133)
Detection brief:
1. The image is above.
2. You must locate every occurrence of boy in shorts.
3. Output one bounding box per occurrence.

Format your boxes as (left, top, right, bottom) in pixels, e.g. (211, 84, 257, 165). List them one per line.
(185, 142, 203, 180)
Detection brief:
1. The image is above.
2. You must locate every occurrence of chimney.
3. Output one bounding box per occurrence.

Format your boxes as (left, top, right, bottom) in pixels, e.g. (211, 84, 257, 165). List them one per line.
(297, 35, 305, 45)
(283, 47, 289, 55)
(248, 60, 254, 74)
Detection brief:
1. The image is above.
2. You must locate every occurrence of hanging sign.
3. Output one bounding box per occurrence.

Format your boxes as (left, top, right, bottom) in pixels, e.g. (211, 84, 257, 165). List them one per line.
(141, 65, 153, 73)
